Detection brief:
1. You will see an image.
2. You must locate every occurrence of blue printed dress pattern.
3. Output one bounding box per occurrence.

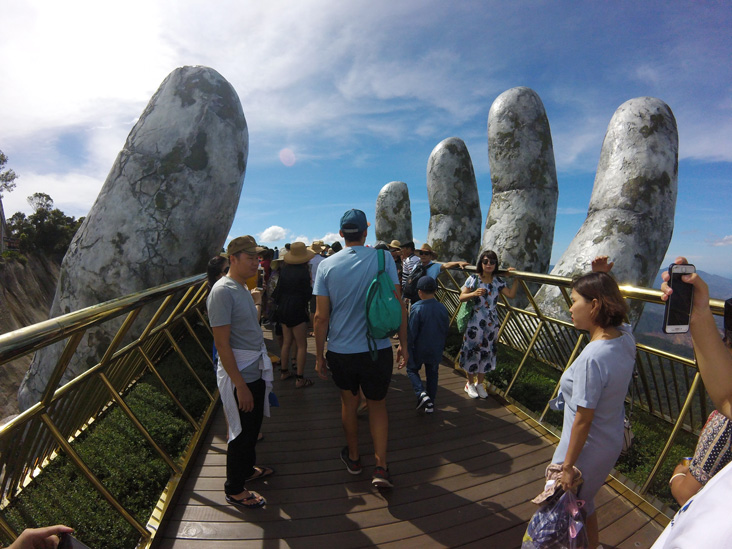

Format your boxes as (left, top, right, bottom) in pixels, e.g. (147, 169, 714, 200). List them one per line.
(458, 275, 506, 375)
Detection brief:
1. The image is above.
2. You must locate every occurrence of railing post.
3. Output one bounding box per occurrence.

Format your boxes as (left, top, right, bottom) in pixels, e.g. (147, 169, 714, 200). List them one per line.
(539, 334, 584, 423)
(39, 413, 151, 541)
(39, 332, 86, 406)
(137, 347, 200, 429)
(641, 370, 703, 494)
(505, 319, 545, 398)
(97, 373, 181, 474)
(164, 330, 214, 402)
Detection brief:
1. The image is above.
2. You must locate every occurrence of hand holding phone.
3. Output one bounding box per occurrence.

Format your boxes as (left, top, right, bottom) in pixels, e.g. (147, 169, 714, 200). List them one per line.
(663, 263, 695, 334)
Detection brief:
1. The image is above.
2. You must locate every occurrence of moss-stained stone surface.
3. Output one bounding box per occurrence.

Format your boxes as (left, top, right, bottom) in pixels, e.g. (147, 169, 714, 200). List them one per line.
(534, 97, 678, 324)
(18, 66, 249, 410)
(483, 87, 558, 308)
(375, 181, 413, 244)
(426, 138, 481, 263)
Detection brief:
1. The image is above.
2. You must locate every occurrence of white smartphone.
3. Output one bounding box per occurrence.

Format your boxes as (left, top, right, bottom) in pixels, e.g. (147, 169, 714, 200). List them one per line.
(663, 263, 695, 334)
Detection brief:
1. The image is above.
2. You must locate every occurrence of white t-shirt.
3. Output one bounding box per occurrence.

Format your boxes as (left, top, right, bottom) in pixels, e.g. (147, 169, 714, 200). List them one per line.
(309, 254, 325, 285)
(651, 459, 732, 548)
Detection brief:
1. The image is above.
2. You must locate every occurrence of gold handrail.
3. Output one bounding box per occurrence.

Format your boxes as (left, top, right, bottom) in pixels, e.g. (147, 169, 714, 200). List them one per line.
(0, 274, 214, 548)
(0, 265, 725, 545)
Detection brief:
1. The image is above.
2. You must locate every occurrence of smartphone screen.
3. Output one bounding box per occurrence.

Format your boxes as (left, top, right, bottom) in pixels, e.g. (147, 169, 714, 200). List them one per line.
(59, 533, 92, 549)
(663, 264, 695, 333)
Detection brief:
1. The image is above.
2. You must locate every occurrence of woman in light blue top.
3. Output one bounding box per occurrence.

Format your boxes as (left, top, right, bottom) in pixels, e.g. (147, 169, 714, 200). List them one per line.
(552, 258, 635, 549)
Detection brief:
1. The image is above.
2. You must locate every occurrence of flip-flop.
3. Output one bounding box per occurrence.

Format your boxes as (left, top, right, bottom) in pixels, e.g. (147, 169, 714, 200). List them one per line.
(246, 466, 275, 482)
(295, 377, 314, 389)
(280, 370, 294, 380)
(226, 491, 266, 508)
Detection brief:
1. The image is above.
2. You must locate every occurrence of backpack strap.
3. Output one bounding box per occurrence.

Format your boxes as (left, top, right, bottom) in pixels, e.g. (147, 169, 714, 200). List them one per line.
(367, 249, 385, 360)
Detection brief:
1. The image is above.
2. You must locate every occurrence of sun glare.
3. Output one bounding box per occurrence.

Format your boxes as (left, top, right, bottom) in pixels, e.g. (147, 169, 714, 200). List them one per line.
(279, 148, 296, 167)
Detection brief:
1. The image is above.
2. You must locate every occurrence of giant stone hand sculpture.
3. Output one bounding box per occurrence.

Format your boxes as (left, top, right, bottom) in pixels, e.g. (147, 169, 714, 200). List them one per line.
(18, 66, 249, 410)
(533, 97, 678, 324)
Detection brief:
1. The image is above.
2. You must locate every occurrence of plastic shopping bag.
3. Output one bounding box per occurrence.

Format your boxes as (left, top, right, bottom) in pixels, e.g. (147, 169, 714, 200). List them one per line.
(522, 490, 589, 549)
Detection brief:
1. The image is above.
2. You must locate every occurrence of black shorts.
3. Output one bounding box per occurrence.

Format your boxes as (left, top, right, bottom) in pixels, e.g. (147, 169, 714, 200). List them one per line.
(326, 347, 393, 401)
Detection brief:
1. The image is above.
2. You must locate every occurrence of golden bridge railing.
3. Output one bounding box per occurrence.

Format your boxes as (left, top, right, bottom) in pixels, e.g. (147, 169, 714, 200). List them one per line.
(0, 274, 215, 548)
(436, 266, 725, 515)
(0, 265, 725, 543)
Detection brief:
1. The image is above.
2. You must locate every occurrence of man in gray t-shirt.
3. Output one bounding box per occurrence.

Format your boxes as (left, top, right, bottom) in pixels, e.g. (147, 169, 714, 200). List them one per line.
(206, 235, 272, 509)
(208, 277, 263, 382)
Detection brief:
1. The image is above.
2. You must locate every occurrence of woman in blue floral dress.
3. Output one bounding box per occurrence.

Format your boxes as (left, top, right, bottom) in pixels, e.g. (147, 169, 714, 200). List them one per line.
(458, 250, 516, 399)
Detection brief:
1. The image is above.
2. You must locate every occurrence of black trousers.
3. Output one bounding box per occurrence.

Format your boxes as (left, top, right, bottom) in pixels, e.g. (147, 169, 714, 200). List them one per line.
(225, 377, 265, 495)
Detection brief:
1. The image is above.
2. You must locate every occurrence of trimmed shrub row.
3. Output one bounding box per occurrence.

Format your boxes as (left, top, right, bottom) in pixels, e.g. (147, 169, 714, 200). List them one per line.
(1, 325, 215, 548)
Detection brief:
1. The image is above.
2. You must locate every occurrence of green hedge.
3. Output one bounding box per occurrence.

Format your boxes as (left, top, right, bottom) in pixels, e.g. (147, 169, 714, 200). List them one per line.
(1, 325, 214, 548)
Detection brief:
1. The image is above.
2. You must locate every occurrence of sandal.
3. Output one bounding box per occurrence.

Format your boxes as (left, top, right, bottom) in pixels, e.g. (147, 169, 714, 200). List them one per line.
(226, 491, 266, 508)
(280, 370, 294, 380)
(295, 375, 314, 388)
(246, 465, 275, 482)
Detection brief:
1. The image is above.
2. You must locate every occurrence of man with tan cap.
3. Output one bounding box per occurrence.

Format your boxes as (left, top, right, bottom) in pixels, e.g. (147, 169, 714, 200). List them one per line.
(388, 240, 402, 283)
(207, 235, 275, 509)
(403, 243, 469, 303)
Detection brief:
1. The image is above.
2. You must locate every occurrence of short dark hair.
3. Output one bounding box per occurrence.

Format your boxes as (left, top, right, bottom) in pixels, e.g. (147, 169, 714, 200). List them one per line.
(402, 241, 415, 252)
(331, 241, 343, 252)
(343, 232, 365, 244)
(476, 250, 498, 275)
(572, 272, 628, 328)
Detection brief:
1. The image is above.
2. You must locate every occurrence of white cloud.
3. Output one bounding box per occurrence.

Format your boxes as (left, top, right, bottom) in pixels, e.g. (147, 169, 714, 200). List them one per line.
(0, 0, 173, 142)
(293, 235, 309, 244)
(2, 170, 103, 219)
(322, 232, 342, 244)
(711, 235, 732, 247)
(258, 226, 288, 243)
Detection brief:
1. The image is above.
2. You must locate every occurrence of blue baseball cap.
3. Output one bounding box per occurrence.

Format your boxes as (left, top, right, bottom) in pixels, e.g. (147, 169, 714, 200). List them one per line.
(417, 276, 437, 292)
(340, 209, 369, 235)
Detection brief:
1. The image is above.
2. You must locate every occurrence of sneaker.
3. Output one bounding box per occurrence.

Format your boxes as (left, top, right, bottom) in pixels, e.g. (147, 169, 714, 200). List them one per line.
(464, 382, 479, 399)
(416, 391, 431, 411)
(425, 402, 435, 414)
(476, 383, 488, 399)
(372, 466, 394, 488)
(340, 446, 363, 475)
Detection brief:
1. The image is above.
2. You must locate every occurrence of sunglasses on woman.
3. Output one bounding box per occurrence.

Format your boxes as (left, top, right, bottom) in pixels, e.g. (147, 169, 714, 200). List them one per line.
(481, 258, 497, 265)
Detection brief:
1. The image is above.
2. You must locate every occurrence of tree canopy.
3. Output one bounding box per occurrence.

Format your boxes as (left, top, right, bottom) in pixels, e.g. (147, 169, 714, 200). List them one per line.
(0, 150, 18, 198)
(7, 193, 84, 259)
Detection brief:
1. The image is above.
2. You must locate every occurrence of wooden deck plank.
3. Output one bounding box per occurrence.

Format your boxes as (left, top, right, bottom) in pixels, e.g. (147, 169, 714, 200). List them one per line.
(157, 328, 664, 548)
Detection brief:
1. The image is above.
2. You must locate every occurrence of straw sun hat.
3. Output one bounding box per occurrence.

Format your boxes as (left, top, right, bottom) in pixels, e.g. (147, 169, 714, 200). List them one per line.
(284, 242, 316, 264)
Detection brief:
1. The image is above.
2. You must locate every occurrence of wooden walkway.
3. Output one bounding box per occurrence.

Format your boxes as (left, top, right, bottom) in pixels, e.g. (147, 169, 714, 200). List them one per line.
(158, 331, 665, 548)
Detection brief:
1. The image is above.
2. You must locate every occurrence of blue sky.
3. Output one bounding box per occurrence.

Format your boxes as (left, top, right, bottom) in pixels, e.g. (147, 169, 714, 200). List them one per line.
(1, 1, 731, 277)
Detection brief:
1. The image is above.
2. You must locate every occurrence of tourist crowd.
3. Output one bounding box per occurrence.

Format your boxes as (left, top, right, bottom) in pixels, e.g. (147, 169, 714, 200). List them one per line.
(12, 208, 730, 549)
(199, 208, 731, 549)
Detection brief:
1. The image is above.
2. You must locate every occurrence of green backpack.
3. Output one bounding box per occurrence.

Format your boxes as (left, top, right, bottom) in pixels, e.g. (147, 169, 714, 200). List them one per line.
(365, 249, 402, 360)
